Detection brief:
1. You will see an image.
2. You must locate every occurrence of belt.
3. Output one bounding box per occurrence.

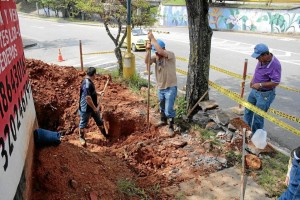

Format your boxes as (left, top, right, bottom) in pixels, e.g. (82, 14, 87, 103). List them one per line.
(258, 89, 274, 92)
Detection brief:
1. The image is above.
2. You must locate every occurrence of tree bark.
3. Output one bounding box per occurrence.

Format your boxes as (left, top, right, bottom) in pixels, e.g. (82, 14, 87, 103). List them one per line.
(185, 0, 212, 114)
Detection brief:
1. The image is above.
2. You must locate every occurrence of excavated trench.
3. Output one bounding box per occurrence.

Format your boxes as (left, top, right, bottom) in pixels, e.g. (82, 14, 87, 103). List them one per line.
(28, 59, 266, 199)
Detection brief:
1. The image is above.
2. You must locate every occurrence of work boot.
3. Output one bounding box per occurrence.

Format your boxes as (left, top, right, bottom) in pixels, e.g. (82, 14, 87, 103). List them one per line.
(155, 112, 167, 127)
(168, 118, 175, 137)
(79, 129, 86, 146)
(99, 125, 109, 140)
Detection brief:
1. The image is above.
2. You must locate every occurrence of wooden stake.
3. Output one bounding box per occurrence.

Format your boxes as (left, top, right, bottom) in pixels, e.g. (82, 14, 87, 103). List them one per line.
(240, 128, 247, 200)
(187, 89, 209, 118)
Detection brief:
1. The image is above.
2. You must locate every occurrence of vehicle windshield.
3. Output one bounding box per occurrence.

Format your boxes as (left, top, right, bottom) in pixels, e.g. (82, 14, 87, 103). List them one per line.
(132, 29, 147, 36)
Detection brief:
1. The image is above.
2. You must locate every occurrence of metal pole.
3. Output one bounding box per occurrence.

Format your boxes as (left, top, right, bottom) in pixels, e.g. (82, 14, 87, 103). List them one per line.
(79, 40, 83, 71)
(239, 59, 248, 108)
(127, 0, 131, 53)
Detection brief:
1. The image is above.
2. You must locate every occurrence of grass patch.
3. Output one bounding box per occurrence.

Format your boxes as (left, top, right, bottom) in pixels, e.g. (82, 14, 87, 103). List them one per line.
(117, 179, 149, 199)
(255, 152, 289, 198)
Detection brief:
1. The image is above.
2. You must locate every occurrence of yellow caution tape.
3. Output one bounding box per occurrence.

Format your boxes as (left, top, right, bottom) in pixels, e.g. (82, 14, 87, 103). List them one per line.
(83, 51, 115, 55)
(174, 67, 300, 126)
(176, 56, 300, 93)
(269, 108, 300, 124)
(208, 81, 300, 136)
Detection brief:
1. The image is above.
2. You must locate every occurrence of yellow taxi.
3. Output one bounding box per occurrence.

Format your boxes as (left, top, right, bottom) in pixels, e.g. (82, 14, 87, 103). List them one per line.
(122, 28, 149, 52)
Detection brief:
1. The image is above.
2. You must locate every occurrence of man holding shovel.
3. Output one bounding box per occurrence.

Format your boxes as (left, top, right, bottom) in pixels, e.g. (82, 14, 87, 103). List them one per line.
(78, 67, 109, 146)
(145, 32, 177, 136)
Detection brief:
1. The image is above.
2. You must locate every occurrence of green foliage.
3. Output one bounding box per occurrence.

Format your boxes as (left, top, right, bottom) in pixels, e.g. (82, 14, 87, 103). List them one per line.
(256, 152, 289, 197)
(123, 73, 149, 92)
(225, 150, 242, 166)
(175, 94, 187, 119)
(162, 0, 186, 6)
(175, 191, 186, 200)
(117, 179, 149, 199)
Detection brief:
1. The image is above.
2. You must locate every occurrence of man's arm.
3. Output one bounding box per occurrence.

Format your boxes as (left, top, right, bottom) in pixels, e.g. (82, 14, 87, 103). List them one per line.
(251, 82, 279, 90)
(86, 96, 97, 112)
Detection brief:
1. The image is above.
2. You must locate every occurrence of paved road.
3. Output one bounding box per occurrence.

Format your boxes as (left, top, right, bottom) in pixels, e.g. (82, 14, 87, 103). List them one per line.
(19, 14, 300, 152)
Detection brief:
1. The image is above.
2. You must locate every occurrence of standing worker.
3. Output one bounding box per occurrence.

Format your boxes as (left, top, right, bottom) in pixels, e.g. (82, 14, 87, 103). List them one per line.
(244, 43, 281, 135)
(278, 146, 300, 199)
(78, 67, 109, 146)
(145, 32, 177, 136)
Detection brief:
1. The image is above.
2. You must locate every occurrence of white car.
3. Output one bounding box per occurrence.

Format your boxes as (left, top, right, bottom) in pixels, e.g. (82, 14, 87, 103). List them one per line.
(122, 28, 149, 52)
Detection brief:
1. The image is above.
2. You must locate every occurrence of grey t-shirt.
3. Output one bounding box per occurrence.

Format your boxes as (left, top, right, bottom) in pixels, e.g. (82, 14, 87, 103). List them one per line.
(152, 50, 177, 89)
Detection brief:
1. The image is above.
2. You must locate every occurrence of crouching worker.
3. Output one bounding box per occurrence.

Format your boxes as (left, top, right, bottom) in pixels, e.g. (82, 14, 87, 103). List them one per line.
(145, 32, 177, 136)
(278, 146, 300, 200)
(78, 67, 109, 146)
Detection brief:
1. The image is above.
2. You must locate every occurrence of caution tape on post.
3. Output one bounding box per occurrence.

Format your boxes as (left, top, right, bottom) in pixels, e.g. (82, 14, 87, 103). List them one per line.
(174, 67, 300, 127)
(208, 81, 300, 136)
(176, 56, 300, 93)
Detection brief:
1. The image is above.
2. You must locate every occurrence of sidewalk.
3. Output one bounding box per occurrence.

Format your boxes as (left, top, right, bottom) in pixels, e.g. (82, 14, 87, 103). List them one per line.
(164, 167, 273, 200)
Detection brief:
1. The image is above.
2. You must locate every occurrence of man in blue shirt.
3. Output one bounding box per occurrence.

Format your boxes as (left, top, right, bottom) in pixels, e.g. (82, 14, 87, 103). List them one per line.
(244, 43, 281, 135)
(78, 67, 108, 146)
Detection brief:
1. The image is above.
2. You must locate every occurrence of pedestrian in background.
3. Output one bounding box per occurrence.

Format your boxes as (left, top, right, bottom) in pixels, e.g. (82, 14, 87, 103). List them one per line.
(78, 67, 108, 146)
(145, 32, 177, 136)
(244, 43, 281, 135)
(278, 146, 300, 200)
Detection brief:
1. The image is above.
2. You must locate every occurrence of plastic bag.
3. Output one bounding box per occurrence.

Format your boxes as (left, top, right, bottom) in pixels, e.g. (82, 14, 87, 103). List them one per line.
(251, 129, 267, 149)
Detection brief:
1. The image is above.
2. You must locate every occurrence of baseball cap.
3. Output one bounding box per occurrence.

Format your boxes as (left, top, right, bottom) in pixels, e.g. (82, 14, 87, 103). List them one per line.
(151, 39, 165, 53)
(251, 43, 269, 58)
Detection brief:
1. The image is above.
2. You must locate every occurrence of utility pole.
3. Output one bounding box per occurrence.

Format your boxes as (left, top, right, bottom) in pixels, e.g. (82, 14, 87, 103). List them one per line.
(123, 0, 135, 78)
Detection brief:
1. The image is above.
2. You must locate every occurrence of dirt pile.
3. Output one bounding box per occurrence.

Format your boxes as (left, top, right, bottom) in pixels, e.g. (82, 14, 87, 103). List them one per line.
(27, 59, 255, 200)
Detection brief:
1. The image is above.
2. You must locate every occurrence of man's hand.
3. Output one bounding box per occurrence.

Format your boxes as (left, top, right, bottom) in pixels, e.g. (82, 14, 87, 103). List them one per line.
(146, 42, 151, 51)
(148, 32, 154, 41)
(284, 176, 290, 186)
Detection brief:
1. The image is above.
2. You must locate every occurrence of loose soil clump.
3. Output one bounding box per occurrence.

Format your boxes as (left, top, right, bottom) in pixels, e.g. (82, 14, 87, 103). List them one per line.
(27, 59, 251, 199)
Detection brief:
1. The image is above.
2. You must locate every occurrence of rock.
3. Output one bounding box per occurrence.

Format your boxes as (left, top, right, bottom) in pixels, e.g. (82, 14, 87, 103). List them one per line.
(69, 179, 78, 189)
(227, 123, 237, 131)
(89, 191, 98, 200)
(245, 154, 262, 170)
(192, 113, 210, 128)
(198, 100, 219, 111)
(214, 110, 230, 126)
(171, 140, 188, 148)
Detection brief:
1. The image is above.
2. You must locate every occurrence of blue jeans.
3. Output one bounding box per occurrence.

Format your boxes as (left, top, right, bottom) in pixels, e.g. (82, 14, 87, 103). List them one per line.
(79, 110, 103, 129)
(278, 159, 300, 200)
(158, 86, 177, 118)
(244, 89, 275, 133)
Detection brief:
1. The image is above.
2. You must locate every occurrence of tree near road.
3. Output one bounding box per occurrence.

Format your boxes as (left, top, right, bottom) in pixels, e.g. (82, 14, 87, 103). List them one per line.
(76, 0, 127, 75)
(185, 0, 212, 112)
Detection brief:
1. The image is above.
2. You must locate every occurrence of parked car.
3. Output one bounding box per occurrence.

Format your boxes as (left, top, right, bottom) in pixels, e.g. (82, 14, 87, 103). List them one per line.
(121, 28, 149, 52)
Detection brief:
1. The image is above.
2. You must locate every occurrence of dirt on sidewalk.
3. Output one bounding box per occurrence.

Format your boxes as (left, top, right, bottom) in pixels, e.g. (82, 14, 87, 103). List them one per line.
(27, 59, 270, 200)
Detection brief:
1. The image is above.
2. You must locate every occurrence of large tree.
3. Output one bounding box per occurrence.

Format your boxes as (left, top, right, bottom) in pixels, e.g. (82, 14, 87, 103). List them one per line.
(185, 0, 212, 113)
(76, 0, 127, 75)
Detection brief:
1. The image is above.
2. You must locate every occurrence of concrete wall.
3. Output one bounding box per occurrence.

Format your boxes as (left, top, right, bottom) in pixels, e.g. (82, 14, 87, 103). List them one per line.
(0, 2, 38, 199)
(159, 5, 300, 33)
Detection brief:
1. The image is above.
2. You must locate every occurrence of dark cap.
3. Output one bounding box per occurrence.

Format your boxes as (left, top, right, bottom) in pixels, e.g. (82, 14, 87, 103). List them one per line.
(86, 67, 96, 76)
(292, 146, 300, 160)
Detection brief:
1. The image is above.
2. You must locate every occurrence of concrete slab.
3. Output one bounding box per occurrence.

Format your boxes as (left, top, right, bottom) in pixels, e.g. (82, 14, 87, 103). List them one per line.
(178, 167, 271, 200)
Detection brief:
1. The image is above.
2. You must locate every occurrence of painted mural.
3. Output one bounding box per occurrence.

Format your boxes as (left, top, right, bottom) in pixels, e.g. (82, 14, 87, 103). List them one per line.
(159, 5, 300, 33)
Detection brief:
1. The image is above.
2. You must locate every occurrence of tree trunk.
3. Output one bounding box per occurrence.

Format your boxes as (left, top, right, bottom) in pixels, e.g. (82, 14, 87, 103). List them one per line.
(115, 48, 123, 76)
(185, 0, 212, 114)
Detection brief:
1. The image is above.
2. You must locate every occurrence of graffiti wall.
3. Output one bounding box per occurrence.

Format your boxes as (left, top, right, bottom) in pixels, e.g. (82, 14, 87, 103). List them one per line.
(159, 5, 300, 33)
(0, 1, 37, 199)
